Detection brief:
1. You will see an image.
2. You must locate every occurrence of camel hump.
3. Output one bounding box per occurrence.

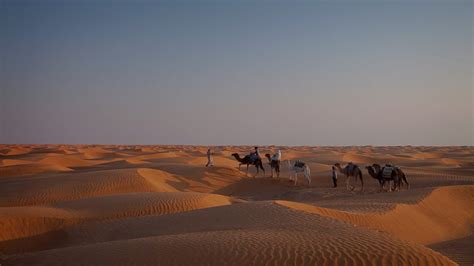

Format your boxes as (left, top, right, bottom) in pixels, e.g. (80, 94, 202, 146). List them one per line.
(346, 163, 357, 173)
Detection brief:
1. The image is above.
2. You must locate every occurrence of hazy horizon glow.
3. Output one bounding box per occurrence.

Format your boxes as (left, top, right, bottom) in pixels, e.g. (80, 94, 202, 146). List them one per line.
(1, 1, 472, 146)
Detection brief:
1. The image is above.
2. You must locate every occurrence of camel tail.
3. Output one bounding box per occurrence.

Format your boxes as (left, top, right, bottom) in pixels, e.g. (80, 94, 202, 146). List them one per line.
(403, 173, 410, 189)
(304, 165, 311, 184)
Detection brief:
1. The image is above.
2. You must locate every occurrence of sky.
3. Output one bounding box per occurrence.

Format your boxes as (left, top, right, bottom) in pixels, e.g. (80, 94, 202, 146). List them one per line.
(1, 1, 472, 146)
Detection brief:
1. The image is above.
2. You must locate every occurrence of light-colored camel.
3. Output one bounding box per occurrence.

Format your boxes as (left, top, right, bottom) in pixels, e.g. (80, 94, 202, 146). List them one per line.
(334, 163, 364, 191)
(287, 160, 311, 186)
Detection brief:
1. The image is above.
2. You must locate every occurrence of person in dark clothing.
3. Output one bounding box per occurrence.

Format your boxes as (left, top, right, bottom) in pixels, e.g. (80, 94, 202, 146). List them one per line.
(331, 166, 338, 188)
(250, 146, 261, 163)
(205, 148, 214, 167)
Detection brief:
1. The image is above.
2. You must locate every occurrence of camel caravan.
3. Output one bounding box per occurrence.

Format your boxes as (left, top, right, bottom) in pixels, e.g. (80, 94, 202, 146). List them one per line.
(227, 147, 409, 191)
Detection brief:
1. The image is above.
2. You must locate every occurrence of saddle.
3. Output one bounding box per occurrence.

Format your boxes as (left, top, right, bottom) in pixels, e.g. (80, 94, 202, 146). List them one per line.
(346, 163, 357, 173)
(382, 167, 394, 179)
(294, 161, 305, 168)
(249, 153, 259, 163)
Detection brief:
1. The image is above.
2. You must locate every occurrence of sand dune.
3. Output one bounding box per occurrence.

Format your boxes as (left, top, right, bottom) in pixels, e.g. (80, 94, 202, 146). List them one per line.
(4, 202, 455, 265)
(1, 147, 32, 156)
(0, 169, 156, 206)
(53, 192, 233, 219)
(77, 147, 115, 160)
(0, 192, 232, 245)
(277, 185, 474, 245)
(1, 159, 34, 166)
(0, 145, 473, 265)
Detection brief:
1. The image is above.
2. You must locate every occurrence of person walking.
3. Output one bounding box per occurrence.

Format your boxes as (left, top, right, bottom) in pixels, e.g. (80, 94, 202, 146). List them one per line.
(331, 166, 338, 188)
(206, 148, 214, 167)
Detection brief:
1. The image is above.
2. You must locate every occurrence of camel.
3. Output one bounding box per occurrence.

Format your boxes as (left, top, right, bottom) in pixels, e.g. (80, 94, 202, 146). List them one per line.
(334, 163, 364, 191)
(287, 160, 311, 186)
(373, 164, 409, 190)
(265, 153, 280, 178)
(231, 153, 265, 177)
(365, 165, 399, 192)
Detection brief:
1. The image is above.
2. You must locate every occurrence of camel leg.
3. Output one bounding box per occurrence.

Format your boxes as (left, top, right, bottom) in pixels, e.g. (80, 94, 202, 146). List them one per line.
(276, 163, 280, 179)
(246, 164, 249, 177)
(347, 175, 354, 191)
(294, 173, 298, 186)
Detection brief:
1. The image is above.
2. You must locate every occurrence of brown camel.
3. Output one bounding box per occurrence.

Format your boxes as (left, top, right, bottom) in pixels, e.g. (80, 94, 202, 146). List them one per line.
(366, 165, 398, 192)
(265, 153, 280, 178)
(231, 153, 265, 177)
(334, 162, 364, 191)
(373, 164, 409, 190)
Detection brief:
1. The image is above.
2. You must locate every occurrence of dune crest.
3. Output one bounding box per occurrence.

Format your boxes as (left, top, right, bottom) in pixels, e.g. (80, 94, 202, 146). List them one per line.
(1, 145, 473, 265)
(276, 185, 474, 245)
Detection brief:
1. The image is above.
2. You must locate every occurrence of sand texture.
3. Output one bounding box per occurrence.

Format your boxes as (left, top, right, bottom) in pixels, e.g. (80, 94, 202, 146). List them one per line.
(1, 145, 473, 265)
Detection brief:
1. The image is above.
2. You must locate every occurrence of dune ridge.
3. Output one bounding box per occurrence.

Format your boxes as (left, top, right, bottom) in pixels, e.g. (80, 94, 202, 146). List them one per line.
(0, 192, 233, 244)
(0, 145, 473, 265)
(276, 185, 474, 245)
(4, 201, 455, 265)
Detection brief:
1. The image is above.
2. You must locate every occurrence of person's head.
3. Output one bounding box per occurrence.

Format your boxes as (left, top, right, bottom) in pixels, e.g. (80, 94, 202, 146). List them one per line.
(254, 146, 258, 151)
(332, 166, 335, 171)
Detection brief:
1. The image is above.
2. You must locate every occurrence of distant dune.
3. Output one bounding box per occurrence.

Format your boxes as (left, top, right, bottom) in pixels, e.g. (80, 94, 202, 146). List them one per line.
(1, 145, 473, 265)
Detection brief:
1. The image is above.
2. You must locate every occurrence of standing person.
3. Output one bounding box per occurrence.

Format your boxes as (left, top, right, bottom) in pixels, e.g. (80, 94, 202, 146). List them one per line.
(331, 166, 338, 188)
(271, 149, 282, 162)
(271, 149, 282, 178)
(206, 148, 214, 167)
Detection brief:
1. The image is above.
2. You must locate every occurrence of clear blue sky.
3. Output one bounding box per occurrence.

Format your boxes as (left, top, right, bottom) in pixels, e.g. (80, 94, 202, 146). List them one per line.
(1, 1, 472, 145)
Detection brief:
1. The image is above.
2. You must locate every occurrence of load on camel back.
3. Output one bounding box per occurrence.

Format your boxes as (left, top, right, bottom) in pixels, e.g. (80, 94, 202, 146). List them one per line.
(382, 164, 397, 179)
(346, 162, 357, 173)
(294, 160, 306, 168)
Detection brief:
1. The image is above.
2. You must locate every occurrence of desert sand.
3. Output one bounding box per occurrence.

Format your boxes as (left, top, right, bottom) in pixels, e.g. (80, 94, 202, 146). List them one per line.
(0, 144, 473, 265)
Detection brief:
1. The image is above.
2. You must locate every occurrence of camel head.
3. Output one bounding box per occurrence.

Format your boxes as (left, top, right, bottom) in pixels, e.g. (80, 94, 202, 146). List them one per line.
(365, 165, 378, 179)
(265, 153, 271, 158)
(231, 153, 240, 158)
(365, 165, 375, 172)
(372, 163, 382, 172)
(334, 163, 341, 168)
